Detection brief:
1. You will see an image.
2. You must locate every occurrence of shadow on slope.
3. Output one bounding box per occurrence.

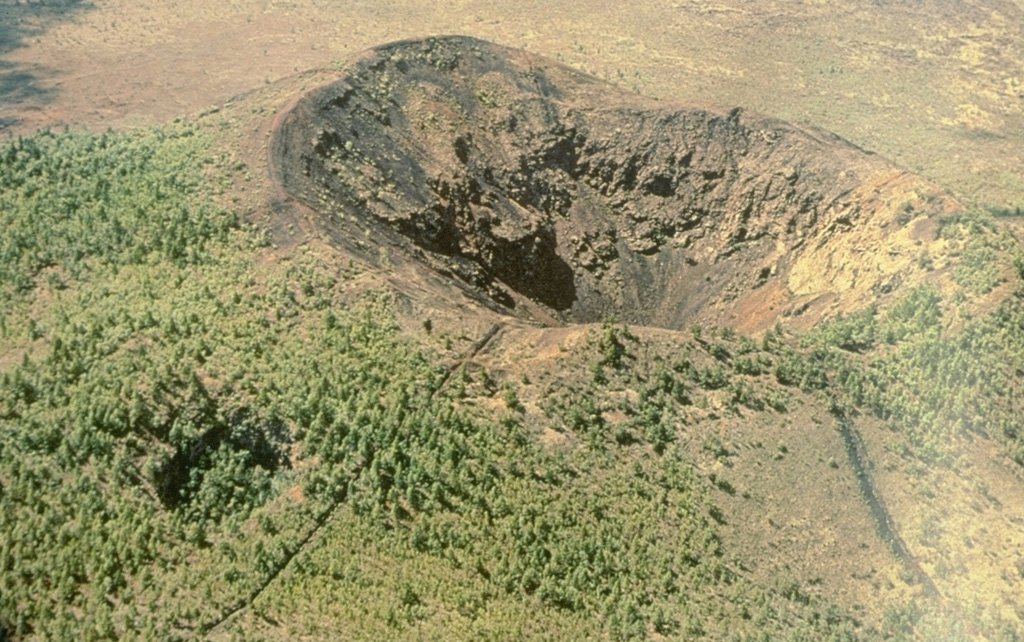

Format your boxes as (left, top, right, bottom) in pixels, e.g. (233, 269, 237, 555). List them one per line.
(0, 0, 91, 131)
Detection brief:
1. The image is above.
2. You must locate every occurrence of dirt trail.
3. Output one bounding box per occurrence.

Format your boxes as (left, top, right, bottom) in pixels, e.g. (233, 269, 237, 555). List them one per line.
(834, 414, 940, 597)
(196, 499, 341, 635)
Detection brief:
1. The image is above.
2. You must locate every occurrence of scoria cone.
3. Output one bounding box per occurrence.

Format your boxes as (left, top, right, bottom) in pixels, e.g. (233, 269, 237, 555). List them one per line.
(272, 35, 962, 331)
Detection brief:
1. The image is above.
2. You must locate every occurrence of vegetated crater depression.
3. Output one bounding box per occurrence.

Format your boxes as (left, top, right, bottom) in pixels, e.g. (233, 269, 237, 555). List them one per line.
(273, 36, 961, 331)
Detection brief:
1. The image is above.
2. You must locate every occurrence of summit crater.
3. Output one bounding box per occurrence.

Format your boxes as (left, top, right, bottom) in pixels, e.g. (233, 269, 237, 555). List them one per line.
(272, 36, 961, 331)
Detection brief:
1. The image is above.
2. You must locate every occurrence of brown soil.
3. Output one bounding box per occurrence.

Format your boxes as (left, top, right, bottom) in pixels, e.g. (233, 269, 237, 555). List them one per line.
(3, 0, 1023, 209)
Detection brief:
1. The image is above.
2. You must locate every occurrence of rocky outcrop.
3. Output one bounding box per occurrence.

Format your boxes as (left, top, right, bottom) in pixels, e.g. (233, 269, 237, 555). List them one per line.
(272, 36, 961, 330)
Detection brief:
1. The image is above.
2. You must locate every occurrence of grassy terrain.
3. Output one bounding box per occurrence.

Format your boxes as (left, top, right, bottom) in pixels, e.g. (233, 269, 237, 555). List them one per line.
(2, 124, 1024, 640)
(0, 125, 864, 640)
(0, 125, 867, 640)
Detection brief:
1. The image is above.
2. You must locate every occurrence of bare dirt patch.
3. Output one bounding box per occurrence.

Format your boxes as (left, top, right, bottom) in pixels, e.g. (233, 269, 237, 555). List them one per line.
(3, 0, 1023, 209)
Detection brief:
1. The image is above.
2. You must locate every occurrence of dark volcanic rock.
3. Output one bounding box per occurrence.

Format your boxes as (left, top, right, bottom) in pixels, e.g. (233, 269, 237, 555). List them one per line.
(272, 36, 960, 330)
